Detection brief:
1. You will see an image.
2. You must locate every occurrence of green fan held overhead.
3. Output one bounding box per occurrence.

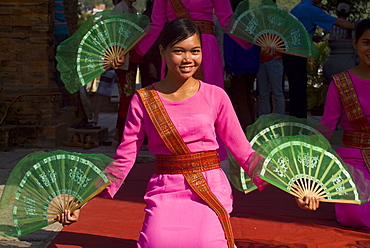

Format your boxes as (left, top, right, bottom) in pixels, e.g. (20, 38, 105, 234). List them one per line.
(227, 114, 328, 193)
(56, 10, 150, 94)
(226, 0, 318, 58)
(257, 135, 370, 204)
(0, 150, 115, 237)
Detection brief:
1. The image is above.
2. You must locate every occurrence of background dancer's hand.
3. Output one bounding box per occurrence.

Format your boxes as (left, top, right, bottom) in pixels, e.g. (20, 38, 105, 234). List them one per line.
(295, 196, 320, 211)
(111, 56, 126, 69)
(261, 45, 277, 56)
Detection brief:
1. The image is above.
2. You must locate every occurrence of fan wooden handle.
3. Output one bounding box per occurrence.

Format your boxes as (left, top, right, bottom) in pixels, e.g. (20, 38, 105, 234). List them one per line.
(73, 181, 112, 211)
(316, 198, 361, 205)
(101, 32, 148, 71)
(291, 191, 361, 205)
(118, 32, 147, 58)
(49, 181, 112, 225)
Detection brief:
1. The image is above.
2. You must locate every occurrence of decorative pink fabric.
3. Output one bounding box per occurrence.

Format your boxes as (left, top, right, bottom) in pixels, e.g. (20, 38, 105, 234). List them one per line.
(101, 82, 266, 246)
(321, 70, 370, 229)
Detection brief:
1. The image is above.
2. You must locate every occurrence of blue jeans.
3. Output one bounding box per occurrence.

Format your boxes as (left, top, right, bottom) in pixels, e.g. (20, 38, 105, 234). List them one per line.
(257, 59, 285, 115)
(230, 73, 256, 130)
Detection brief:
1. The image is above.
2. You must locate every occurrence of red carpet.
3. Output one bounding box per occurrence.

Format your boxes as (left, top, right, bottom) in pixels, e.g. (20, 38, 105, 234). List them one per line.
(49, 161, 370, 248)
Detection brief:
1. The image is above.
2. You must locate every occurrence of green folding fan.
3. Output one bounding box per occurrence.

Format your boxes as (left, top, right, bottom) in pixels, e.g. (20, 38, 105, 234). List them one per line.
(257, 135, 369, 204)
(227, 114, 327, 193)
(246, 114, 323, 148)
(0, 150, 115, 237)
(227, 149, 257, 193)
(226, 0, 318, 58)
(56, 10, 150, 94)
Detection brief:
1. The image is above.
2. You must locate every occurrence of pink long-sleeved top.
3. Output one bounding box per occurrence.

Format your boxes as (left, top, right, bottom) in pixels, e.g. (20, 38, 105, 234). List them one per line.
(102, 81, 265, 199)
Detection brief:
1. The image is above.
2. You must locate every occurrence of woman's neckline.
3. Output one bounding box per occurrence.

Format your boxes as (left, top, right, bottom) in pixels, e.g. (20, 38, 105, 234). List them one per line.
(153, 80, 202, 103)
(348, 69, 370, 81)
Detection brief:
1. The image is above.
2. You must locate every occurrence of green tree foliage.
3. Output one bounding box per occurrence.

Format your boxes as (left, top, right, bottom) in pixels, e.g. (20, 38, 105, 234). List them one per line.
(276, 0, 300, 11)
(80, 0, 146, 12)
(81, 0, 114, 9)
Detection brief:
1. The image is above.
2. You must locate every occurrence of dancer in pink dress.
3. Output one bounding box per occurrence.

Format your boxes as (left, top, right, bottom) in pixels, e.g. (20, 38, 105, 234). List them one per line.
(58, 19, 319, 247)
(321, 18, 370, 229)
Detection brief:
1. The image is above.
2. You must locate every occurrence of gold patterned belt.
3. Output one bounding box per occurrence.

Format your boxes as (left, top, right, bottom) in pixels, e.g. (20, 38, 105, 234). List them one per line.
(156, 150, 220, 174)
(343, 130, 370, 149)
(194, 20, 215, 35)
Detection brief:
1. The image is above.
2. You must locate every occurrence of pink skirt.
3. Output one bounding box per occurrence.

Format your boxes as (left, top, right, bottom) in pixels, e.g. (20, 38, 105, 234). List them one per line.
(137, 168, 232, 248)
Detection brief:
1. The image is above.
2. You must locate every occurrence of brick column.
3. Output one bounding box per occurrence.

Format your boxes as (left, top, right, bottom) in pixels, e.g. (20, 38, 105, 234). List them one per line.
(0, 0, 78, 150)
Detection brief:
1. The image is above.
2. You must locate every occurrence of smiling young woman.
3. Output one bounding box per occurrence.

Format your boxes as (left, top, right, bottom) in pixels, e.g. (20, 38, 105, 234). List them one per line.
(320, 18, 370, 229)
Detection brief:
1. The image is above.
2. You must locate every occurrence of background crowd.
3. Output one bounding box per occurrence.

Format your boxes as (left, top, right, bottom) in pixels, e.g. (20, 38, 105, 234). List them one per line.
(95, 0, 358, 133)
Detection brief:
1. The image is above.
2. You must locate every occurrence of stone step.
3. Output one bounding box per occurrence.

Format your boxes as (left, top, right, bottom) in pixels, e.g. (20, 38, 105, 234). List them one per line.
(65, 126, 109, 145)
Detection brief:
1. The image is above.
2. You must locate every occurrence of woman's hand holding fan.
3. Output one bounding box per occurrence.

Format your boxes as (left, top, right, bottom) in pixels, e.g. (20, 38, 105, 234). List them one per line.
(56, 208, 80, 227)
(295, 196, 320, 211)
(111, 55, 126, 69)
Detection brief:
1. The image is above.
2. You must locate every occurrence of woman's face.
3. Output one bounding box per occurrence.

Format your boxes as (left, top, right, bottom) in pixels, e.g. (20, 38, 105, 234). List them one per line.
(160, 34, 202, 80)
(354, 29, 370, 68)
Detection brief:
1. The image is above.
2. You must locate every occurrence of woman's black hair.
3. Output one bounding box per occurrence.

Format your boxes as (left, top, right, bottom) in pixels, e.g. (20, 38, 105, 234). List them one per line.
(355, 18, 370, 41)
(159, 18, 202, 49)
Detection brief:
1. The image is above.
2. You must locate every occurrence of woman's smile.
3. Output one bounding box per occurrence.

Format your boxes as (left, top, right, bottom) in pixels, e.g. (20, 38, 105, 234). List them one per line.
(179, 65, 195, 72)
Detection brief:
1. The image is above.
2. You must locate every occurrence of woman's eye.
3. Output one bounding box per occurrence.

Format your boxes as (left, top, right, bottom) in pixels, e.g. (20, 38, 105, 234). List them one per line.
(173, 50, 183, 54)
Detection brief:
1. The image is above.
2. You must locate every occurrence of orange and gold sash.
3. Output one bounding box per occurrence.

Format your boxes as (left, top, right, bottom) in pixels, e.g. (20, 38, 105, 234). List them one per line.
(137, 86, 235, 248)
(333, 71, 370, 172)
(169, 0, 192, 20)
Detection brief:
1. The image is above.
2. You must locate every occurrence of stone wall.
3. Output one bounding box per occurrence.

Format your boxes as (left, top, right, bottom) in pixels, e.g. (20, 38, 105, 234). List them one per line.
(0, 0, 78, 150)
(64, 0, 79, 36)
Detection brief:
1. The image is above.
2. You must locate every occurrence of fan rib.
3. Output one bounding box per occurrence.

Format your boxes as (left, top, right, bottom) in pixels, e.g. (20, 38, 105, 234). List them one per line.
(263, 165, 289, 189)
(311, 151, 326, 194)
(306, 144, 314, 195)
(290, 184, 304, 199)
(73, 181, 111, 211)
(323, 167, 344, 189)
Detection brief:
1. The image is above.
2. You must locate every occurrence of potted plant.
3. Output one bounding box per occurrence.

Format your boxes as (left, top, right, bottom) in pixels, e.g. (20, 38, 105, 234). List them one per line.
(307, 84, 328, 116)
(306, 40, 329, 116)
